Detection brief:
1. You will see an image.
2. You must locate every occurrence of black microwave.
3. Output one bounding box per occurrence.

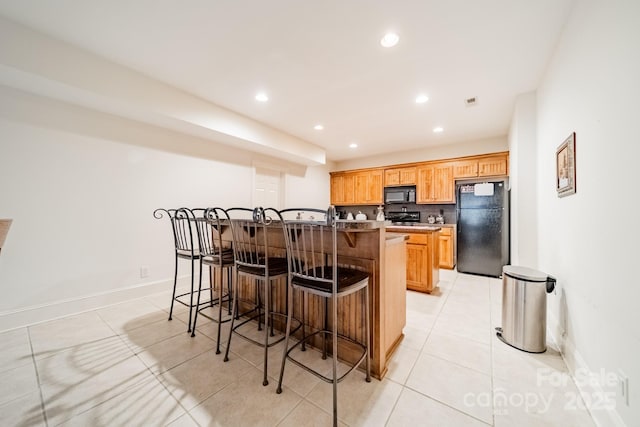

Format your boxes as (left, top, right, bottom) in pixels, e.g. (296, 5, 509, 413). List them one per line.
(384, 186, 416, 204)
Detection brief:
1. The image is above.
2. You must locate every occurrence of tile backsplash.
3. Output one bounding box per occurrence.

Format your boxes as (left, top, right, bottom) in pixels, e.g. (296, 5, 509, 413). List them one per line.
(336, 204, 457, 223)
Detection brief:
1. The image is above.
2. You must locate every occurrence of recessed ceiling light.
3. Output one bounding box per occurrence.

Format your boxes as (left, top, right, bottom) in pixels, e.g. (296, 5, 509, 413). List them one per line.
(314, 124, 324, 130)
(255, 92, 268, 102)
(380, 32, 399, 48)
(433, 126, 444, 133)
(415, 94, 429, 104)
(349, 143, 358, 149)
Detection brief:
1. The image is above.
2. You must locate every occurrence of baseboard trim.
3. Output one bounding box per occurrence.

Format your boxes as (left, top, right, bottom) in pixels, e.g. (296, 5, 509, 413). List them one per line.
(548, 316, 627, 427)
(0, 276, 190, 333)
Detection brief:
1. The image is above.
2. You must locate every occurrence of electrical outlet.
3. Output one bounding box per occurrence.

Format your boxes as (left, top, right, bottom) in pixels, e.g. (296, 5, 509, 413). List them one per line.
(140, 265, 150, 278)
(618, 371, 630, 407)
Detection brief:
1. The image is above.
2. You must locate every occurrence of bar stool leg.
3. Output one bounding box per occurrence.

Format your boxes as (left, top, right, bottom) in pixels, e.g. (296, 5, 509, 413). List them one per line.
(365, 285, 371, 382)
(276, 278, 295, 394)
(322, 298, 328, 360)
(262, 277, 270, 386)
(169, 254, 178, 321)
(224, 270, 239, 363)
(227, 269, 233, 315)
(187, 258, 195, 333)
(190, 259, 204, 338)
(301, 291, 306, 352)
(216, 265, 224, 354)
(209, 265, 214, 308)
(332, 294, 338, 427)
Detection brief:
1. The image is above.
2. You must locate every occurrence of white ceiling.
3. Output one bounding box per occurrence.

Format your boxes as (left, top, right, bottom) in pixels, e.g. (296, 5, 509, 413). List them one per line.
(0, 0, 573, 162)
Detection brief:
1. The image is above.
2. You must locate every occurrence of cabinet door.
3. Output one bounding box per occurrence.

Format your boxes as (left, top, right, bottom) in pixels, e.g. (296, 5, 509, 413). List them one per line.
(432, 164, 454, 203)
(439, 233, 453, 269)
(399, 167, 416, 185)
(478, 155, 508, 177)
(354, 170, 383, 204)
(453, 160, 478, 178)
(367, 169, 383, 203)
(416, 166, 433, 203)
(343, 174, 355, 204)
(353, 173, 368, 204)
(417, 164, 454, 203)
(406, 243, 429, 292)
(385, 167, 416, 186)
(384, 169, 400, 187)
(330, 175, 345, 205)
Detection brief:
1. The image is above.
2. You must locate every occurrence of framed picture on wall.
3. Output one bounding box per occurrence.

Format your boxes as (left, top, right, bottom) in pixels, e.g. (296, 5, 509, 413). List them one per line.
(556, 132, 576, 197)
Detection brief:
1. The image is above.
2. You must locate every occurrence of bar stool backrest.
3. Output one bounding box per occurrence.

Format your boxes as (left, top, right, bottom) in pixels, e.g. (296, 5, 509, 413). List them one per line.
(195, 207, 232, 261)
(154, 207, 199, 258)
(279, 207, 337, 296)
(225, 207, 287, 273)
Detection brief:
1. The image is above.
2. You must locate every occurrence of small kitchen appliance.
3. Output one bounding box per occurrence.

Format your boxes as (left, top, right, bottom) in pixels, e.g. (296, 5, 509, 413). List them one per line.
(384, 186, 416, 204)
(386, 211, 420, 225)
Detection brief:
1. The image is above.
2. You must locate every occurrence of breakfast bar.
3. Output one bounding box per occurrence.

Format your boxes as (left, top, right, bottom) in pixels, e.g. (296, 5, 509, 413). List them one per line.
(221, 220, 409, 379)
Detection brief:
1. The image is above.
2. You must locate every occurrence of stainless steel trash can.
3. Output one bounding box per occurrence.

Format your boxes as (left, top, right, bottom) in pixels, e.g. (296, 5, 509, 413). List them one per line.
(496, 266, 556, 353)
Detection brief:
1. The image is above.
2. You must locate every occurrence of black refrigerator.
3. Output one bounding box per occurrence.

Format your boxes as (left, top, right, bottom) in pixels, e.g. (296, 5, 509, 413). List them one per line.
(456, 179, 510, 277)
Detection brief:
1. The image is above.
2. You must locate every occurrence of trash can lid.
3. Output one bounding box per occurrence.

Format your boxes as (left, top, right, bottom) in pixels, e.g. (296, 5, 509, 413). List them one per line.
(503, 265, 549, 282)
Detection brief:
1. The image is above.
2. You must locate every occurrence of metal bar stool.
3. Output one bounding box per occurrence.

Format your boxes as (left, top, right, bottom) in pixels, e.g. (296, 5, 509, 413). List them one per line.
(223, 207, 293, 386)
(276, 206, 371, 427)
(153, 207, 208, 333)
(190, 207, 235, 352)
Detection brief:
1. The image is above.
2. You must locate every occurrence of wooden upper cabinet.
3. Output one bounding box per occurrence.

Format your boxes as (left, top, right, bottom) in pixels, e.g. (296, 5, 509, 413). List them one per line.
(343, 174, 355, 204)
(354, 169, 383, 204)
(332, 151, 508, 206)
(384, 167, 416, 186)
(453, 160, 479, 178)
(330, 175, 343, 204)
(478, 155, 508, 177)
(331, 169, 382, 205)
(367, 169, 384, 203)
(330, 173, 352, 205)
(416, 163, 455, 204)
(453, 153, 508, 178)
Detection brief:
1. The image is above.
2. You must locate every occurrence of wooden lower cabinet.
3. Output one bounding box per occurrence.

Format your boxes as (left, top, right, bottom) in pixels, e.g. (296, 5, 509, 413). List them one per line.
(438, 226, 455, 269)
(406, 242, 428, 291)
(404, 231, 440, 293)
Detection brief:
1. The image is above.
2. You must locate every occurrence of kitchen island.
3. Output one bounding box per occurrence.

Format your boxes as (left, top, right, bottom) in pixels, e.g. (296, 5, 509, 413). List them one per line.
(225, 220, 408, 380)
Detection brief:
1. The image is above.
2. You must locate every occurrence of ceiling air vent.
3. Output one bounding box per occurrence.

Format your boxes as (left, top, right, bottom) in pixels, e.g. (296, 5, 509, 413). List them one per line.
(465, 97, 478, 106)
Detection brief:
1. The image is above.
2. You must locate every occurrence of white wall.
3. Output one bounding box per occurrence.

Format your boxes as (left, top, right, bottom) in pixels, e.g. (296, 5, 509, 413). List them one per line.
(534, 0, 640, 424)
(508, 91, 538, 266)
(0, 88, 331, 331)
(334, 136, 508, 171)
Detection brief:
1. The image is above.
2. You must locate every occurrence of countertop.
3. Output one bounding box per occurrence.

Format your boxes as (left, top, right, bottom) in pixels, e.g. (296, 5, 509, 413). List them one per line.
(385, 232, 410, 244)
(334, 220, 455, 231)
(335, 219, 384, 230)
(385, 224, 442, 232)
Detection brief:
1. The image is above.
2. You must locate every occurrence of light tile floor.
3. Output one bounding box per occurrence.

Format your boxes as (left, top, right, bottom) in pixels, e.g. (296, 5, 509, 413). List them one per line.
(0, 270, 597, 426)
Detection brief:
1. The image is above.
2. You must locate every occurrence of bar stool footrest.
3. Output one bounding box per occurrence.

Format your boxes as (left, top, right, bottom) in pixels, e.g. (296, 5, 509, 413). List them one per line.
(285, 329, 368, 383)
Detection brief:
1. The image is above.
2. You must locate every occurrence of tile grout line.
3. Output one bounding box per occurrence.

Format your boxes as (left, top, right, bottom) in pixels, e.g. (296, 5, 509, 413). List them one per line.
(401, 383, 492, 426)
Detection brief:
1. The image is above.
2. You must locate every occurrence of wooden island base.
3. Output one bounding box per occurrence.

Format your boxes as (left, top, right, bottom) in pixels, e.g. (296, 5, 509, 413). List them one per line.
(222, 221, 407, 380)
